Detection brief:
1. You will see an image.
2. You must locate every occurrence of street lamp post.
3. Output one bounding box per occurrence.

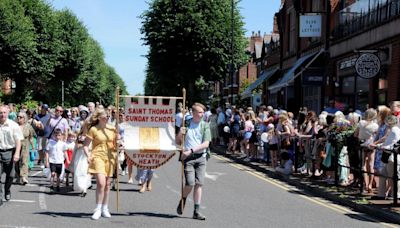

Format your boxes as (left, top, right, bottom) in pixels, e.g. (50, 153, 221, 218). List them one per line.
(61, 80, 64, 107)
(230, 0, 234, 105)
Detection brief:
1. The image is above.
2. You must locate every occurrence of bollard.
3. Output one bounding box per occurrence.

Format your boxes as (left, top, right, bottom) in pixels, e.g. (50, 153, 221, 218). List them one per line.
(394, 147, 398, 206)
(334, 145, 339, 187)
(359, 146, 364, 195)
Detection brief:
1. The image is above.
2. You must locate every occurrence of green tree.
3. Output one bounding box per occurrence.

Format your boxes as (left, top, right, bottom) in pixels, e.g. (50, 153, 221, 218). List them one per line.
(141, 0, 247, 103)
(0, 0, 127, 107)
(0, 0, 36, 91)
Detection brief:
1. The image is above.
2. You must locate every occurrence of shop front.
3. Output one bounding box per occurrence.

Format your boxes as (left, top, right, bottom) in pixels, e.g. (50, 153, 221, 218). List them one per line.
(333, 48, 389, 113)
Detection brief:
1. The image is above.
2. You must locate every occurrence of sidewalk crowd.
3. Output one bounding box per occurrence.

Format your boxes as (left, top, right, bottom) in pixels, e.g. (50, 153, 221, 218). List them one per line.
(176, 100, 400, 202)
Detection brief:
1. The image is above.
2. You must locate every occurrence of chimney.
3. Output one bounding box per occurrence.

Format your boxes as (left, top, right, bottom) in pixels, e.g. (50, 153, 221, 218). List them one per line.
(273, 15, 279, 33)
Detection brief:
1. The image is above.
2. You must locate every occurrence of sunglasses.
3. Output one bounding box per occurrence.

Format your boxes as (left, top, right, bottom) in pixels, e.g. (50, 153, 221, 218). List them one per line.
(17, 116, 24, 118)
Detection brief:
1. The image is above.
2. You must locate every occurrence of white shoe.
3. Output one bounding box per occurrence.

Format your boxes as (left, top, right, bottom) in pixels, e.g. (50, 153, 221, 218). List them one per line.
(91, 209, 101, 220)
(102, 208, 111, 218)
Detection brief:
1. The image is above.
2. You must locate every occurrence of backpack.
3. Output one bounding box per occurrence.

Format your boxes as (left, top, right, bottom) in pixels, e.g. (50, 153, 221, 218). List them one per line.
(185, 118, 211, 160)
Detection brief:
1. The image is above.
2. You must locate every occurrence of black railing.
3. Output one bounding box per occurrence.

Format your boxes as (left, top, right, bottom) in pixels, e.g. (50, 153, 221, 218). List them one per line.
(332, 0, 400, 40)
(293, 136, 399, 206)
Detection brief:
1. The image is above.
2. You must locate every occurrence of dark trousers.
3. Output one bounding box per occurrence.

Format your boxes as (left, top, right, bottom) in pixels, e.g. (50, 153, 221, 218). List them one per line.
(0, 149, 15, 200)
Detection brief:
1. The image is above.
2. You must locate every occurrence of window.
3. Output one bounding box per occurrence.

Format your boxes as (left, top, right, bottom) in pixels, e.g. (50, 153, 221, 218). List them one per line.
(289, 10, 296, 53)
(342, 76, 355, 94)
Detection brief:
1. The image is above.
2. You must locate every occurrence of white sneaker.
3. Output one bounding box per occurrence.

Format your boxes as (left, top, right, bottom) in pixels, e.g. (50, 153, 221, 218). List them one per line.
(102, 208, 111, 218)
(91, 209, 102, 220)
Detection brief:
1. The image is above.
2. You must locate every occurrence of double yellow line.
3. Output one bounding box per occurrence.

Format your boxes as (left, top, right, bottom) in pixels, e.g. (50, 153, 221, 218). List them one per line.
(213, 154, 399, 228)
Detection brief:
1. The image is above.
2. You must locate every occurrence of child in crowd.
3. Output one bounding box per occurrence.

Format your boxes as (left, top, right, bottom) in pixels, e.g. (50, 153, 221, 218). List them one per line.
(267, 124, 279, 168)
(64, 132, 76, 187)
(46, 129, 69, 192)
(276, 151, 293, 175)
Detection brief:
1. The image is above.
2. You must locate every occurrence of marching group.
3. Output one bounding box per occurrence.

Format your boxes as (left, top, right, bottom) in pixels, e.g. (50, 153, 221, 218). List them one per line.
(181, 100, 400, 200)
(0, 101, 212, 221)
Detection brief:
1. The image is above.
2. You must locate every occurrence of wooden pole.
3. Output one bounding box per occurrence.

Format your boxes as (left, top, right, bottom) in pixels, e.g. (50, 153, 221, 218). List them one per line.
(180, 88, 186, 213)
(115, 86, 120, 212)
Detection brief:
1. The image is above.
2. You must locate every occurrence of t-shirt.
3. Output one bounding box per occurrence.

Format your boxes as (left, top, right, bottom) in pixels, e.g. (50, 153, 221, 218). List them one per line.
(49, 116, 69, 140)
(37, 113, 51, 137)
(175, 112, 183, 127)
(46, 139, 67, 164)
(184, 120, 211, 154)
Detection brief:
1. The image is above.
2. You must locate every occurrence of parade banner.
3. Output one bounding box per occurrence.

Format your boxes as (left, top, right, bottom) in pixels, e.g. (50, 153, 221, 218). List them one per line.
(122, 96, 177, 169)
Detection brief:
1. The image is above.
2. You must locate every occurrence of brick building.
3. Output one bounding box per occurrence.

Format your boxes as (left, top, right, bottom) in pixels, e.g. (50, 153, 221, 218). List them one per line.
(264, 0, 400, 113)
(329, 0, 400, 111)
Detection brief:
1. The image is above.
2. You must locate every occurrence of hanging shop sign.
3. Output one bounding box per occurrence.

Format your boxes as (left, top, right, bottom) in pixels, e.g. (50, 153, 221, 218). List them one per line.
(355, 53, 381, 79)
(299, 15, 322, 37)
(302, 68, 324, 86)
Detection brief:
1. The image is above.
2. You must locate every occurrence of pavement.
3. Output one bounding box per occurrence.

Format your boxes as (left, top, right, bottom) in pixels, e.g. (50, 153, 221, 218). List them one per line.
(211, 145, 400, 225)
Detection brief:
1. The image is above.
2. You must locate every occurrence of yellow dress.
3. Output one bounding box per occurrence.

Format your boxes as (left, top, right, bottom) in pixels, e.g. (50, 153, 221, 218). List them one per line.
(87, 124, 117, 177)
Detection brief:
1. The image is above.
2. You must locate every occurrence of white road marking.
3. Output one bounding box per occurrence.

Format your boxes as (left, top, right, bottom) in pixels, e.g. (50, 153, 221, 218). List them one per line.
(30, 171, 42, 177)
(204, 172, 225, 181)
(9, 199, 36, 203)
(0, 226, 37, 228)
(153, 173, 159, 179)
(213, 154, 399, 228)
(25, 184, 39, 187)
(38, 187, 47, 210)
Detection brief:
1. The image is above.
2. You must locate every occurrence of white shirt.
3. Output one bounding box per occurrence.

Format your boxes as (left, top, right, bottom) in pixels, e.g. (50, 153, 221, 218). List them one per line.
(46, 139, 67, 164)
(0, 119, 24, 150)
(175, 112, 183, 127)
(358, 120, 379, 141)
(381, 126, 400, 162)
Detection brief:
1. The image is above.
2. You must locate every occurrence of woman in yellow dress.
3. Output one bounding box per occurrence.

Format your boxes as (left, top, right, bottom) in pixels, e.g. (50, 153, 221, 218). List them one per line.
(83, 108, 117, 220)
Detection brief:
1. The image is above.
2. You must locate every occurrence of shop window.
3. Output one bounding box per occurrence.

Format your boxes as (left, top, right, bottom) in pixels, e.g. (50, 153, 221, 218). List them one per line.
(378, 92, 387, 105)
(342, 76, 355, 94)
(356, 77, 369, 93)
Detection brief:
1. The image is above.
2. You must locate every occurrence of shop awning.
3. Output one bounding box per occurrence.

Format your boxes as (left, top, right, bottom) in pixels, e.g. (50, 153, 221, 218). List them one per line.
(241, 67, 279, 98)
(268, 49, 324, 91)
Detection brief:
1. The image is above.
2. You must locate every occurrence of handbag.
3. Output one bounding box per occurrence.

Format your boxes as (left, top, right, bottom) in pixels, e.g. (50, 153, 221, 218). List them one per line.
(118, 151, 125, 163)
(381, 151, 390, 163)
(281, 138, 291, 149)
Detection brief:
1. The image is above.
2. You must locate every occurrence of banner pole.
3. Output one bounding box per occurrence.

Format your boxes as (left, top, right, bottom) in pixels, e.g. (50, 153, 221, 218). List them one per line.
(115, 86, 120, 212)
(180, 88, 186, 213)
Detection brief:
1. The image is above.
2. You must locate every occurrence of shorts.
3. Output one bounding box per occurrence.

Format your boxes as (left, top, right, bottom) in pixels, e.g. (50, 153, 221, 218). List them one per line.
(249, 132, 258, 143)
(244, 131, 252, 140)
(37, 137, 48, 151)
(269, 144, 278, 151)
(184, 155, 206, 186)
(230, 126, 240, 138)
(50, 163, 63, 175)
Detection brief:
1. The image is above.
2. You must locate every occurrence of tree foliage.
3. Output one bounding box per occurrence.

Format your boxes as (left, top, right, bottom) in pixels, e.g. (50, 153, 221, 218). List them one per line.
(141, 0, 247, 103)
(0, 0, 127, 107)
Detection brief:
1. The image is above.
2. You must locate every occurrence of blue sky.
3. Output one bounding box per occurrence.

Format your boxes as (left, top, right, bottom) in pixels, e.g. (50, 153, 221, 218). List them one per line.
(50, 0, 281, 95)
